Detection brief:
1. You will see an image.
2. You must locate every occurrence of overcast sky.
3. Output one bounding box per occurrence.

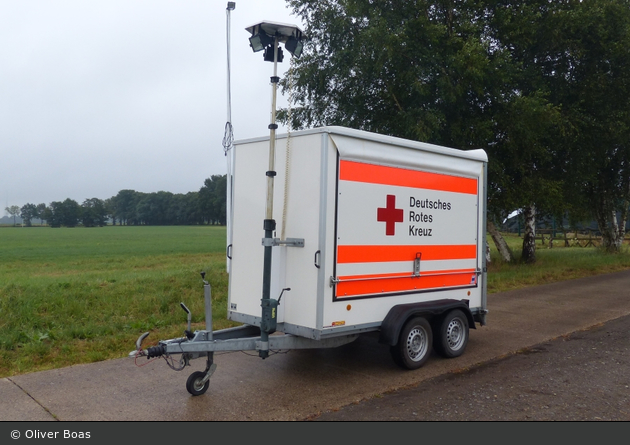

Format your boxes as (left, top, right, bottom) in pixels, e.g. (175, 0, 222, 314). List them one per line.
(1, 0, 305, 212)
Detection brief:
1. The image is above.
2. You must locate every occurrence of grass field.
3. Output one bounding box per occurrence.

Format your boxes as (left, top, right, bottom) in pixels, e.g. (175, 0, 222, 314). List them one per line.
(0, 226, 233, 377)
(486, 232, 630, 293)
(1, 225, 629, 378)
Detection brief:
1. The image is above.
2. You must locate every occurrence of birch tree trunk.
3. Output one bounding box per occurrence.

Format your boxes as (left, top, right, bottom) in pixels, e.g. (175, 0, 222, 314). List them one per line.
(611, 211, 621, 250)
(613, 190, 629, 251)
(618, 199, 629, 249)
(521, 204, 536, 263)
(487, 220, 513, 263)
(486, 241, 492, 264)
(594, 196, 627, 253)
(595, 204, 612, 252)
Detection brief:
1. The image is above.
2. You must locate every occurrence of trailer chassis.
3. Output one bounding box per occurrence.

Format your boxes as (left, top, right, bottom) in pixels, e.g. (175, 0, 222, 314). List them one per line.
(129, 273, 359, 395)
(131, 272, 483, 396)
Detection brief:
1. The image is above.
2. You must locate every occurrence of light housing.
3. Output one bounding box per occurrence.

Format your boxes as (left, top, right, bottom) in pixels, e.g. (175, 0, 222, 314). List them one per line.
(264, 45, 284, 63)
(249, 31, 273, 52)
(245, 21, 306, 61)
(285, 36, 303, 58)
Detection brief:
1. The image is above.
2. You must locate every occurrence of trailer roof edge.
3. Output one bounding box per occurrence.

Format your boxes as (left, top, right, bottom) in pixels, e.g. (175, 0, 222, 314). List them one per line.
(234, 126, 488, 163)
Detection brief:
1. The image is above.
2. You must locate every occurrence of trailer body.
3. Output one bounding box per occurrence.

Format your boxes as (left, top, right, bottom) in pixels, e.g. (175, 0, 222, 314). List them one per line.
(228, 126, 488, 340)
(132, 126, 489, 395)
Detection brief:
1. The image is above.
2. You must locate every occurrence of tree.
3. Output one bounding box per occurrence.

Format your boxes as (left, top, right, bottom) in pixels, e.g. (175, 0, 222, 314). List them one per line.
(4, 205, 20, 226)
(104, 198, 116, 226)
(487, 219, 514, 263)
(168, 192, 202, 225)
(81, 198, 107, 227)
(486, 92, 565, 263)
(20, 203, 38, 227)
(112, 190, 139, 225)
(199, 175, 227, 225)
(483, 0, 588, 263)
(478, 0, 630, 255)
(550, 0, 630, 252)
(182, 191, 203, 225)
(12, 176, 228, 229)
(286, 0, 630, 261)
(135, 191, 173, 225)
(36, 203, 47, 225)
(283, 0, 535, 261)
(46, 202, 63, 228)
(60, 199, 81, 227)
(283, 0, 500, 147)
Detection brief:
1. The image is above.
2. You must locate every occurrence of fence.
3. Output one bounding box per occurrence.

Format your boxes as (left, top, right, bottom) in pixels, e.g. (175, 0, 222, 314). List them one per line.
(533, 229, 630, 248)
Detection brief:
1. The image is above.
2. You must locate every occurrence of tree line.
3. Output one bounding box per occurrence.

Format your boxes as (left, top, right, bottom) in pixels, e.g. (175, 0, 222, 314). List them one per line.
(281, 0, 630, 261)
(5, 175, 227, 228)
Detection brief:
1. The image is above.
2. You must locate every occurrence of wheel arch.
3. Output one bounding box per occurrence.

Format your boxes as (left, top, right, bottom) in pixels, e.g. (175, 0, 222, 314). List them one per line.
(379, 299, 475, 346)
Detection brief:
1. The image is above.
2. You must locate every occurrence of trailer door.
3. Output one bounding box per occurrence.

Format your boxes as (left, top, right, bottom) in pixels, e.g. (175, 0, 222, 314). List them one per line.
(332, 159, 480, 301)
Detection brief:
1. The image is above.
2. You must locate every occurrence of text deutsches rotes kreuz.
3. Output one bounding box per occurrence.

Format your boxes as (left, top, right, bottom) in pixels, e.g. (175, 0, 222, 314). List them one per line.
(408, 196, 452, 237)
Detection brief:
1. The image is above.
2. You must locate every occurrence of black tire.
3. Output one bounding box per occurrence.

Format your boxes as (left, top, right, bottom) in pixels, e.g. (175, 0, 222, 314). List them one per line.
(390, 316, 432, 370)
(186, 371, 209, 396)
(433, 309, 469, 358)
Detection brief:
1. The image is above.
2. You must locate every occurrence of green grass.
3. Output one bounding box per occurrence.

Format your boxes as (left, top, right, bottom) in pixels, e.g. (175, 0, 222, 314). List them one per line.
(487, 232, 630, 293)
(1, 226, 629, 378)
(0, 226, 234, 377)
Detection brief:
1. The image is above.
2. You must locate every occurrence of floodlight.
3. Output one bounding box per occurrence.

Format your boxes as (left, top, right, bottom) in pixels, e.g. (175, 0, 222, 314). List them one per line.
(245, 21, 306, 60)
(285, 36, 303, 58)
(249, 31, 273, 52)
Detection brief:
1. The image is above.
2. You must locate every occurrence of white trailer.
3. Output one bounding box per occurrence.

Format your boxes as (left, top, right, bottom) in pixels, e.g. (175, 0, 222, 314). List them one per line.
(131, 126, 488, 395)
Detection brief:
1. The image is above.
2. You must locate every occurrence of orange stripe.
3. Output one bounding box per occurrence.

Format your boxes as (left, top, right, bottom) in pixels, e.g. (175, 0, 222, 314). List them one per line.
(336, 272, 477, 298)
(338, 268, 476, 281)
(337, 244, 477, 263)
(339, 160, 478, 195)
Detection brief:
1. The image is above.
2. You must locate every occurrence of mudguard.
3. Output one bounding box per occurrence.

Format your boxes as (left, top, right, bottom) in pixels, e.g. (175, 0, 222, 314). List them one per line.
(379, 299, 476, 346)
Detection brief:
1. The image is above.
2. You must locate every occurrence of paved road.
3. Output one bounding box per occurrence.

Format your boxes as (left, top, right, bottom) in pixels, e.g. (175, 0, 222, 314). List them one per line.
(1, 270, 630, 421)
(314, 313, 630, 421)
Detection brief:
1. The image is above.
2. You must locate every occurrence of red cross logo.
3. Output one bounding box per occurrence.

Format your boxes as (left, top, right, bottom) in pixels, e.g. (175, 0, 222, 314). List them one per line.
(377, 195, 404, 236)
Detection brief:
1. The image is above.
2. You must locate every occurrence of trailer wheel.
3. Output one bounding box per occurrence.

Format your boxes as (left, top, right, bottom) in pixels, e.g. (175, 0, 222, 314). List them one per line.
(390, 316, 432, 370)
(434, 309, 469, 358)
(186, 371, 209, 396)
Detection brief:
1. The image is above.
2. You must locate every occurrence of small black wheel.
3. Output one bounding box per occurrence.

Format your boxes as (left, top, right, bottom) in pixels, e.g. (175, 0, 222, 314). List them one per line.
(433, 309, 469, 358)
(186, 371, 209, 396)
(390, 316, 432, 370)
